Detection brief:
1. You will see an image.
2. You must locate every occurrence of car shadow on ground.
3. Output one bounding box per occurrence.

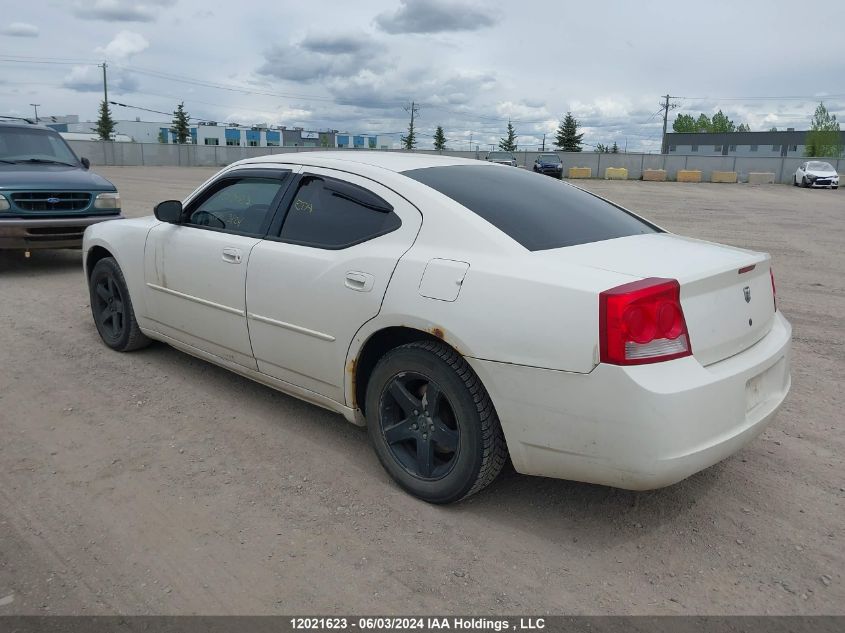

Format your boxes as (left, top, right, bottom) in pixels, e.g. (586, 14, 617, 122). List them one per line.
(127, 339, 725, 549)
(0, 249, 82, 276)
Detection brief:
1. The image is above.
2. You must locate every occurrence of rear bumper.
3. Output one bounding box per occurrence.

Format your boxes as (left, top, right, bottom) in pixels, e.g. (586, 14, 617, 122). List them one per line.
(467, 311, 792, 490)
(0, 214, 124, 249)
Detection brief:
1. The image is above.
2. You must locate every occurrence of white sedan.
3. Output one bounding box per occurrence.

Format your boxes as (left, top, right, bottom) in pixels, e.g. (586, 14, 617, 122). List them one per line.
(83, 152, 791, 503)
(794, 161, 839, 188)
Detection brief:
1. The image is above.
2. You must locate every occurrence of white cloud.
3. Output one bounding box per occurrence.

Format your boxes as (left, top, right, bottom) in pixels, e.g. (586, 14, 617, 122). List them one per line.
(73, 0, 176, 22)
(95, 30, 150, 59)
(1, 22, 40, 37)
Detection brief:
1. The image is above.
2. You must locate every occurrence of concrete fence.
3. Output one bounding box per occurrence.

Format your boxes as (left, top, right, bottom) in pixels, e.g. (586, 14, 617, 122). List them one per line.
(66, 140, 844, 185)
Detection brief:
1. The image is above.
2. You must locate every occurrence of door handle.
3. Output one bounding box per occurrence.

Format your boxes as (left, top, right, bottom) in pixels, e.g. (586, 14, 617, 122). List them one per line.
(345, 271, 374, 292)
(222, 247, 242, 264)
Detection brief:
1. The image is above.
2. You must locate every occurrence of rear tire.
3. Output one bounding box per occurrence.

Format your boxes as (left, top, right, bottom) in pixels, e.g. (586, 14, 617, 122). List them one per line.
(793, 176, 798, 186)
(365, 341, 507, 504)
(89, 257, 151, 352)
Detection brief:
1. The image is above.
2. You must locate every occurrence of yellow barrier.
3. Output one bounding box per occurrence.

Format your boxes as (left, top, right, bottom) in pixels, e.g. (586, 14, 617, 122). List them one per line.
(642, 169, 667, 181)
(677, 170, 702, 183)
(748, 172, 775, 184)
(711, 171, 738, 183)
(604, 167, 628, 180)
(568, 167, 592, 179)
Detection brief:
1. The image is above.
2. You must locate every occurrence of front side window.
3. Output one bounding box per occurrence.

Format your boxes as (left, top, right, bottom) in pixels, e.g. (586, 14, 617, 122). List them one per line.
(278, 175, 401, 249)
(403, 164, 659, 251)
(187, 176, 287, 235)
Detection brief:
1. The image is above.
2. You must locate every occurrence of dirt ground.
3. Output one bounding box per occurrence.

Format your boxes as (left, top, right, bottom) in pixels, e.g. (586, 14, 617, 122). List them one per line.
(0, 166, 842, 615)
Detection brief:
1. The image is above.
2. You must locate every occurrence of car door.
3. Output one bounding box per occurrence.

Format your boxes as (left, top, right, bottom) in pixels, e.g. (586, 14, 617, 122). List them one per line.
(246, 168, 422, 402)
(143, 168, 295, 369)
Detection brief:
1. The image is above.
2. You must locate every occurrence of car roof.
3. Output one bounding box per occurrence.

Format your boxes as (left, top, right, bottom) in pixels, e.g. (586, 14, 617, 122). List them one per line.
(0, 121, 52, 131)
(232, 151, 485, 174)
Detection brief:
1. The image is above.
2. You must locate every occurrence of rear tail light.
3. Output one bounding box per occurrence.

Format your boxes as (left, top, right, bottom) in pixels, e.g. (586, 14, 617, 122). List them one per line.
(770, 267, 777, 311)
(599, 278, 692, 365)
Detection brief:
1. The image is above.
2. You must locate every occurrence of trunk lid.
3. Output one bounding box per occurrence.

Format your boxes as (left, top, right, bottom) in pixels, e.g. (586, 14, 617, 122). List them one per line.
(539, 233, 775, 366)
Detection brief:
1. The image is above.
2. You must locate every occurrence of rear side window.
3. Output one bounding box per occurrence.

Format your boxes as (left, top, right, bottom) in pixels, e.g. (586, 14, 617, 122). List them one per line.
(278, 175, 401, 249)
(403, 165, 660, 251)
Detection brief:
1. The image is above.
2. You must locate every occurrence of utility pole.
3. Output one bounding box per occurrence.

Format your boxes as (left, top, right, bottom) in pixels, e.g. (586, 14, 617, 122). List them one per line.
(402, 100, 419, 150)
(468, 131, 473, 152)
(29, 103, 40, 122)
(99, 61, 109, 106)
(660, 93, 680, 154)
(541, 133, 546, 151)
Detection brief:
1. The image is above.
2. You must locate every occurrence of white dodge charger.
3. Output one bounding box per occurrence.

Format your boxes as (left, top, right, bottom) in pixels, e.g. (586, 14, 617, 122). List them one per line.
(82, 152, 791, 503)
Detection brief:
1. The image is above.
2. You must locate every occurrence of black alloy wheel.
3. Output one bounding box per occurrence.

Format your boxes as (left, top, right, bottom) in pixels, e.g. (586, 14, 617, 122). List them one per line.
(89, 257, 150, 352)
(378, 371, 460, 480)
(366, 340, 507, 504)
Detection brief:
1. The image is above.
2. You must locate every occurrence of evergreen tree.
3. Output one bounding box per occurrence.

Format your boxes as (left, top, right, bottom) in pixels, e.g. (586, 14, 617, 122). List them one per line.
(171, 102, 191, 144)
(611, 141, 619, 153)
(672, 114, 697, 133)
(710, 109, 736, 133)
(498, 119, 517, 152)
(736, 123, 751, 132)
(401, 120, 417, 150)
(433, 125, 447, 151)
(805, 102, 842, 158)
(594, 143, 607, 153)
(92, 99, 115, 141)
(695, 113, 712, 133)
(554, 112, 583, 152)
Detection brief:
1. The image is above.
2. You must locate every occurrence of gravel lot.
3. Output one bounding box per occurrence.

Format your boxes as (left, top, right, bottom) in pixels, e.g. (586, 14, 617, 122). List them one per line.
(0, 166, 842, 615)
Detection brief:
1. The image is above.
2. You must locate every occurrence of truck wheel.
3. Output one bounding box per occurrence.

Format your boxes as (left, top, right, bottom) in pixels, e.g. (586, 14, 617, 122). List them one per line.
(89, 257, 150, 352)
(366, 340, 507, 504)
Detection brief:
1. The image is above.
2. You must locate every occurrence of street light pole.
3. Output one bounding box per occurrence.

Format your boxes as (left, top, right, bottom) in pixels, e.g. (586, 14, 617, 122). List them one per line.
(29, 103, 40, 122)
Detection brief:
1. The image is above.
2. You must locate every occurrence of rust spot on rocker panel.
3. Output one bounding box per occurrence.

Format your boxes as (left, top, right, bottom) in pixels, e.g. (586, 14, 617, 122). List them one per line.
(347, 358, 358, 408)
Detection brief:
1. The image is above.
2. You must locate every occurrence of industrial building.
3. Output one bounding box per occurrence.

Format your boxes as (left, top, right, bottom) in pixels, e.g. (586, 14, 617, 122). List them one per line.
(666, 130, 845, 157)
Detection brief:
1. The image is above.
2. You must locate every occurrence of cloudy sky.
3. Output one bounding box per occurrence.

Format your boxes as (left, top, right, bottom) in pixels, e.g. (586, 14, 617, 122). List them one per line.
(2, 0, 844, 151)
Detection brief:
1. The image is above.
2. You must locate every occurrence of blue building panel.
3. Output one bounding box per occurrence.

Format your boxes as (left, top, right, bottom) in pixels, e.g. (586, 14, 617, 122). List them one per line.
(246, 130, 260, 142)
(337, 134, 349, 147)
(160, 127, 170, 143)
(353, 135, 365, 147)
(225, 128, 241, 141)
(190, 128, 197, 143)
(266, 130, 280, 143)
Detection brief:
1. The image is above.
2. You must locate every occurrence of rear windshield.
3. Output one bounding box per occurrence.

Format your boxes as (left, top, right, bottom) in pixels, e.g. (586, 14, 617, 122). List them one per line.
(487, 152, 513, 159)
(403, 164, 660, 251)
(538, 154, 561, 163)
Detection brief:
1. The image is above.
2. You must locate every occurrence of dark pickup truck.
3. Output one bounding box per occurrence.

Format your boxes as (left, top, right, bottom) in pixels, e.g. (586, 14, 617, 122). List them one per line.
(0, 122, 122, 250)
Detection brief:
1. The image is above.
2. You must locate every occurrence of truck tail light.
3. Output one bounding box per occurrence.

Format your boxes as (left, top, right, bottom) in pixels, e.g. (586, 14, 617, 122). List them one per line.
(599, 278, 692, 366)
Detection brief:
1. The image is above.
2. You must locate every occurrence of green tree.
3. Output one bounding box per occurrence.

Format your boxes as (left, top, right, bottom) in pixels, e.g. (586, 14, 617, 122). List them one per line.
(498, 119, 517, 152)
(736, 123, 751, 132)
(769, 126, 778, 132)
(92, 99, 115, 141)
(710, 109, 736, 133)
(170, 102, 191, 144)
(594, 143, 611, 153)
(401, 119, 417, 150)
(554, 112, 583, 152)
(611, 141, 619, 153)
(433, 125, 447, 151)
(672, 113, 697, 132)
(695, 113, 712, 133)
(805, 102, 842, 158)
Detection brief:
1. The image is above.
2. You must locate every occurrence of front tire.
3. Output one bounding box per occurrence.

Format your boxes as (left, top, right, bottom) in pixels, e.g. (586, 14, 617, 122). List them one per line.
(89, 257, 150, 352)
(365, 341, 507, 504)
(802, 176, 810, 187)
(793, 175, 798, 186)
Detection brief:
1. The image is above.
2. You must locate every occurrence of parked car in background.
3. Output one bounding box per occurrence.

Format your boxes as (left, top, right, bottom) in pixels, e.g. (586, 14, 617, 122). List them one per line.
(485, 151, 517, 167)
(533, 153, 563, 178)
(794, 161, 839, 189)
(0, 122, 121, 251)
(83, 152, 791, 504)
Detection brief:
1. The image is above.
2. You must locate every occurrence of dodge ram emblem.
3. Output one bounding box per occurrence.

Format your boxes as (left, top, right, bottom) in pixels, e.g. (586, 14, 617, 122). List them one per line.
(743, 286, 751, 303)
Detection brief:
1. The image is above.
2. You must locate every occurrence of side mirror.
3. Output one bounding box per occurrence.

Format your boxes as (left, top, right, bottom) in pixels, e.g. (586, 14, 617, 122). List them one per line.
(154, 200, 183, 223)
(80, 157, 90, 170)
